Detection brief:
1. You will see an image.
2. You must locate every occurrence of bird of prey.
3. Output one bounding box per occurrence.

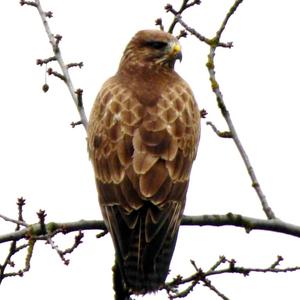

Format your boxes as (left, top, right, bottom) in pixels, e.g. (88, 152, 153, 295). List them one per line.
(88, 29, 200, 294)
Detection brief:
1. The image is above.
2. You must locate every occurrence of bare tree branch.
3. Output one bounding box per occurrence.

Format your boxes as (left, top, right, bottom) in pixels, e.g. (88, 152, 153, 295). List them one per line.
(46, 231, 84, 265)
(0, 240, 35, 283)
(0, 213, 28, 228)
(205, 0, 276, 220)
(21, 0, 88, 131)
(2, 213, 300, 245)
(165, 0, 201, 34)
(175, 15, 233, 48)
(0, 197, 36, 283)
(0, 219, 105, 244)
(167, 0, 275, 220)
(164, 255, 300, 299)
(182, 214, 300, 237)
(206, 121, 233, 138)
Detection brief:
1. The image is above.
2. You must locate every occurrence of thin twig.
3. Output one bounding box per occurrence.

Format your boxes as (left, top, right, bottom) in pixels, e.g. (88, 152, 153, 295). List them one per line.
(70, 121, 83, 128)
(270, 256, 283, 269)
(166, 0, 201, 34)
(20, 0, 37, 7)
(47, 67, 66, 82)
(47, 235, 70, 265)
(206, 121, 232, 138)
(25, 0, 88, 130)
(165, 255, 300, 299)
(36, 56, 56, 65)
(0, 241, 35, 283)
(155, 18, 164, 31)
(202, 278, 230, 300)
(175, 15, 233, 48)
(165, 260, 230, 299)
(45, 231, 84, 265)
(209, 263, 300, 277)
(66, 62, 83, 69)
(207, 256, 226, 272)
(0, 214, 28, 228)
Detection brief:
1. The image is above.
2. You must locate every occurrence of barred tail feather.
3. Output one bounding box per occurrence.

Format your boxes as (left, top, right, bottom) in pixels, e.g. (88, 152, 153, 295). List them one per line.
(116, 204, 181, 294)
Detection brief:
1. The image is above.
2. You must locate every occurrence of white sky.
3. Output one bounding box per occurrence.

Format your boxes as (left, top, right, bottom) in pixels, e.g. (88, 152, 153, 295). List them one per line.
(1, 1, 300, 299)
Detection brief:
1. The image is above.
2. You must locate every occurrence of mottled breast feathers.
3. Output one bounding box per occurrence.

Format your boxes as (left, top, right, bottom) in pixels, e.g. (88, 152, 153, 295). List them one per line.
(88, 29, 200, 294)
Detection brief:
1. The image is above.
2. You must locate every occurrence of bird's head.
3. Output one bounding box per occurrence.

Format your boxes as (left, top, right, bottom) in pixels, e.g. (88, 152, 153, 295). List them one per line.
(120, 30, 182, 71)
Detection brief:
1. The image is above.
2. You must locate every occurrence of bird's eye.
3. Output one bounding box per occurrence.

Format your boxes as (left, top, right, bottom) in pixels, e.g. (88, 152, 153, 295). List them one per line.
(145, 41, 167, 50)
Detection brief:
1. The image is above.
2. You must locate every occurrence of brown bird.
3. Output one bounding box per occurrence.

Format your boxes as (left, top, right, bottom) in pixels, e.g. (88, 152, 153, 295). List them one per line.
(88, 29, 200, 294)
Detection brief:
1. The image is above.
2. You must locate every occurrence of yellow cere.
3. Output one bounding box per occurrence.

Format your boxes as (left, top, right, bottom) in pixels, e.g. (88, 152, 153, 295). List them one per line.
(172, 43, 181, 54)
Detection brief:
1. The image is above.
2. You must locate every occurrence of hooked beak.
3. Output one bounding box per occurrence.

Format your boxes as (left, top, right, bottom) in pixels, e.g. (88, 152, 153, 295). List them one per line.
(164, 41, 182, 68)
(154, 40, 182, 68)
(171, 42, 182, 62)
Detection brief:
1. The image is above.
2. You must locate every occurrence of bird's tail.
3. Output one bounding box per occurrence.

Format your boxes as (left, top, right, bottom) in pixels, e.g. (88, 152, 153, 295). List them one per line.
(117, 205, 181, 294)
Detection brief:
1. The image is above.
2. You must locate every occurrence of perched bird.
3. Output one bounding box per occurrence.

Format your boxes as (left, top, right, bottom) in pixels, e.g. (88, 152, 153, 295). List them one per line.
(88, 29, 200, 294)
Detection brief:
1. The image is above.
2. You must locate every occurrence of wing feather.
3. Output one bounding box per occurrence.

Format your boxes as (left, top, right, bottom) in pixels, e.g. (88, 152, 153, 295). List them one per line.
(88, 66, 200, 293)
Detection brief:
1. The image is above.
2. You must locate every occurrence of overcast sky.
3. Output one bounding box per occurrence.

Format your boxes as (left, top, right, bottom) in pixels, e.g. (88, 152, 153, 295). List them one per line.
(1, 1, 300, 299)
